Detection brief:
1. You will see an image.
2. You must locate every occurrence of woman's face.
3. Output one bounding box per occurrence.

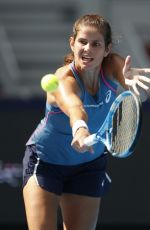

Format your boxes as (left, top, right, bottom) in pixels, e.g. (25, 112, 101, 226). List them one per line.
(70, 25, 111, 71)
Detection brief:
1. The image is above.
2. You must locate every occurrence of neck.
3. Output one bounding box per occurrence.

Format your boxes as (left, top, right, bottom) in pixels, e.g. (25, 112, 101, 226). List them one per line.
(80, 67, 100, 95)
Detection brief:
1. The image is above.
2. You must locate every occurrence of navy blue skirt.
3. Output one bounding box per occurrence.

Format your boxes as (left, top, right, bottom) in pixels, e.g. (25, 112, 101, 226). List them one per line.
(23, 145, 111, 197)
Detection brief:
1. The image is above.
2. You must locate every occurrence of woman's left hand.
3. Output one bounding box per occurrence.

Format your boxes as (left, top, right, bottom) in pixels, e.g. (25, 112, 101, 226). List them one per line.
(123, 55, 150, 100)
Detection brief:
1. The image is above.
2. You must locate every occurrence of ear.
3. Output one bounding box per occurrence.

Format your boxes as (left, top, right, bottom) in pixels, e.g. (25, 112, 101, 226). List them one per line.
(104, 43, 112, 57)
(69, 36, 75, 52)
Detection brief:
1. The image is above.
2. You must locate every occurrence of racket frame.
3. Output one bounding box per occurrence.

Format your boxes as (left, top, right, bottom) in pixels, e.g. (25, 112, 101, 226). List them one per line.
(84, 90, 142, 158)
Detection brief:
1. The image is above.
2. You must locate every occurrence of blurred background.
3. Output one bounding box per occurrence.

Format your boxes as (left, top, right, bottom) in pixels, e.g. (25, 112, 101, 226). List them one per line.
(0, 0, 149, 229)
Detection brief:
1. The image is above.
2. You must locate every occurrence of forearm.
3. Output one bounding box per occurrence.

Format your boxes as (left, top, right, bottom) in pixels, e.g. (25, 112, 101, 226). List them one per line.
(55, 93, 89, 137)
(54, 79, 88, 126)
(68, 105, 88, 127)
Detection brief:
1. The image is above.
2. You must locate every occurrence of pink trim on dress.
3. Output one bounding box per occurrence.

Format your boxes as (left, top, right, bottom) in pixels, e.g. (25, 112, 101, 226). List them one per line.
(45, 111, 63, 124)
(48, 111, 63, 115)
(100, 68, 117, 93)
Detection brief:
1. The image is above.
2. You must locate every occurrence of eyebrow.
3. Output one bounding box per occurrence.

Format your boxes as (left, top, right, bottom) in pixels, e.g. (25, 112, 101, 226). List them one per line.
(78, 38, 104, 42)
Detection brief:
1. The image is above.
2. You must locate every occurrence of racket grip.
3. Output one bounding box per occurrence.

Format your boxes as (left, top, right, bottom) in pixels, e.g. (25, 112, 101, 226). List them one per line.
(84, 134, 98, 146)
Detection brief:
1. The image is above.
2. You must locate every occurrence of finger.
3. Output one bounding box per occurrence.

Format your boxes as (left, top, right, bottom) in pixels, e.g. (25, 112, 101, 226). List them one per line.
(132, 83, 140, 95)
(138, 75, 150, 83)
(72, 145, 86, 153)
(71, 141, 91, 153)
(80, 144, 94, 154)
(136, 68, 150, 74)
(125, 55, 131, 66)
(122, 55, 131, 75)
(137, 80, 149, 91)
(88, 146, 94, 154)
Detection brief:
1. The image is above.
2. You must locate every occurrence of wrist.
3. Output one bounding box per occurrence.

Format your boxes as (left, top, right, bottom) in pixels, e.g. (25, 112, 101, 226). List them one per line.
(72, 120, 89, 137)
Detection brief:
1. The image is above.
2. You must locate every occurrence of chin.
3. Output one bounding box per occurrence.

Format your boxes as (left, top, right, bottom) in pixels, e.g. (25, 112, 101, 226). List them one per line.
(83, 62, 99, 72)
(81, 62, 93, 70)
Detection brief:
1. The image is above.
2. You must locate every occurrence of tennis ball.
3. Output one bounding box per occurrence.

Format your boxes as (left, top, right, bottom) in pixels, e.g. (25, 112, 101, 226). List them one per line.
(41, 74, 59, 92)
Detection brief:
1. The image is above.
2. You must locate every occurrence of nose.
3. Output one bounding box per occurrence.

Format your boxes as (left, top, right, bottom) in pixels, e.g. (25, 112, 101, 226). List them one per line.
(84, 43, 91, 51)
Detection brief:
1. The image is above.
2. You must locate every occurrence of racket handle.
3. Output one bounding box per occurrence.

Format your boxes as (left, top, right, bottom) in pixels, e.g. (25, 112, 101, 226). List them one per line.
(84, 134, 98, 146)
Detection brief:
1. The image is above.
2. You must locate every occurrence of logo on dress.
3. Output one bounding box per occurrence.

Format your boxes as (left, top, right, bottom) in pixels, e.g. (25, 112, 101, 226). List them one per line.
(105, 90, 111, 103)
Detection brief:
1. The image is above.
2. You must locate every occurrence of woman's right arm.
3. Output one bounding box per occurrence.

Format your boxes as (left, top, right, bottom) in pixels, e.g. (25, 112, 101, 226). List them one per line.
(47, 70, 93, 153)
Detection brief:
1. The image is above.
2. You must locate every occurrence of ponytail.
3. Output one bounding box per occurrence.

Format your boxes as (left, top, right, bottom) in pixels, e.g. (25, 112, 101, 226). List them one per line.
(63, 52, 74, 65)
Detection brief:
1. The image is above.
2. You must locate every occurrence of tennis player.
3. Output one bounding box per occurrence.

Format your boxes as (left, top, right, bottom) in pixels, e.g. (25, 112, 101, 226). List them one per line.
(23, 14, 150, 230)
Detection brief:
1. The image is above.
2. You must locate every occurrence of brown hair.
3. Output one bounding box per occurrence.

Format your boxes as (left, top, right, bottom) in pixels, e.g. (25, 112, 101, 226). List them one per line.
(64, 14, 112, 65)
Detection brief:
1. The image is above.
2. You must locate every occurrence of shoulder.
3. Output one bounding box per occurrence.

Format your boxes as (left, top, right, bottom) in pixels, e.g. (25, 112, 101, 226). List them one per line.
(47, 65, 81, 105)
(55, 65, 72, 79)
(55, 64, 81, 95)
(103, 53, 127, 87)
(55, 65, 78, 89)
(102, 53, 127, 88)
(111, 53, 125, 74)
(103, 53, 125, 78)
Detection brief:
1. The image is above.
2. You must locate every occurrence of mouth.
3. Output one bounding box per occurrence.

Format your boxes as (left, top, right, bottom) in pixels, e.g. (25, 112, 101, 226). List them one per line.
(82, 55, 94, 62)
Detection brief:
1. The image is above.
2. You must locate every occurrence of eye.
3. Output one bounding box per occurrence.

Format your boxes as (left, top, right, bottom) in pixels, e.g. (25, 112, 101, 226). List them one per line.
(93, 41, 103, 47)
(78, 39, 87, 45)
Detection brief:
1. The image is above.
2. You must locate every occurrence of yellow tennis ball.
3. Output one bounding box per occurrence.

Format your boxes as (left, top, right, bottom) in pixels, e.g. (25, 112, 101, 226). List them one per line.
(41, 74, 59, 92)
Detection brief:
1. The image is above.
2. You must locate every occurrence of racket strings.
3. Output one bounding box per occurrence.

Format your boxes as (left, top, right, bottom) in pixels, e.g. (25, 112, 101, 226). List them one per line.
(111, 96, 138, 154)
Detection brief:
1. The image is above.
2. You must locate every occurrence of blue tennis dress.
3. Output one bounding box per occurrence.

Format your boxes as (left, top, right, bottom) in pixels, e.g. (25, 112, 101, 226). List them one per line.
(26, 63, 117, 165)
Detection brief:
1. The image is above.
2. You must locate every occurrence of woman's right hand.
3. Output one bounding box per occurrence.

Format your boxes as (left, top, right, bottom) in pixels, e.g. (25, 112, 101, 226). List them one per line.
(71, 128, 94, 154)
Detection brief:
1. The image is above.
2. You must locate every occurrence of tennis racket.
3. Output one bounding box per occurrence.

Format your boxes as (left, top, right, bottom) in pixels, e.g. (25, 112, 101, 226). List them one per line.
(84, 90, 142, 158)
